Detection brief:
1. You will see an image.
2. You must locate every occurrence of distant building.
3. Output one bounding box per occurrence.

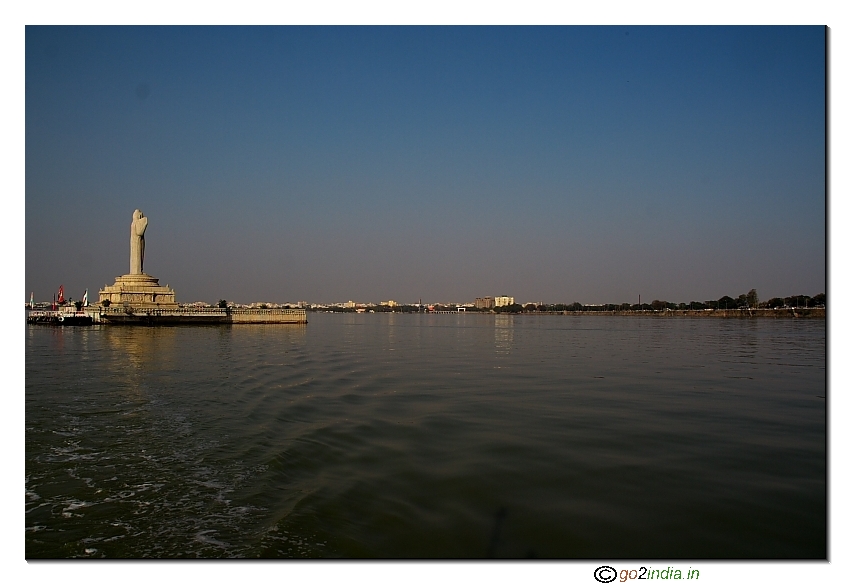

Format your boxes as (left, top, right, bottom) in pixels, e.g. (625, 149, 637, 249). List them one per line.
(475, 297, 495, 309)
(380, 300, 398, 307)
(344, 300, 356, 308)
(494, 296, 514, 307)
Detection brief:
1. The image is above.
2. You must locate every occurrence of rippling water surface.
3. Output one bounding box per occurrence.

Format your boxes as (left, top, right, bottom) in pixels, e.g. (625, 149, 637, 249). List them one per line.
(25, 313, 825, 558)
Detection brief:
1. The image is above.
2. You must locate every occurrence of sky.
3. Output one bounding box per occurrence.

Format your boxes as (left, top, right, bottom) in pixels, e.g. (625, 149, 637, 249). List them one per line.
(25, 25, 825, 305)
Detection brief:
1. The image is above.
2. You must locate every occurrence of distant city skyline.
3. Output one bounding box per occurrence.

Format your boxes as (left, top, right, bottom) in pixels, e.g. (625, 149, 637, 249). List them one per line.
(29, 289, 824, 311)
(26, 26, 825, 305)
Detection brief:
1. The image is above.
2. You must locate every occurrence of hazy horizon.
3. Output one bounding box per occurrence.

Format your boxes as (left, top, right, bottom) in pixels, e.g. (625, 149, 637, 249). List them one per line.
(26, 26, 825, 305)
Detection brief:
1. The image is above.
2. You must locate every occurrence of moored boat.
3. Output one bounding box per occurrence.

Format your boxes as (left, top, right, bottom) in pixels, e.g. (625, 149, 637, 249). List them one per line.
(26, 310, 93, 326)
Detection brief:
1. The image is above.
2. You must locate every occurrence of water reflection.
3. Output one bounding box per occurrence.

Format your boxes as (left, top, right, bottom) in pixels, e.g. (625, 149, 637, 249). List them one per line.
(104, 326, 179, 371)
(494, 315, 514, 355)
(230, 323, 307, 343)
(48, 326, 67, 354)
(717, 318, 760, 360)
(387, 312, 396, 346)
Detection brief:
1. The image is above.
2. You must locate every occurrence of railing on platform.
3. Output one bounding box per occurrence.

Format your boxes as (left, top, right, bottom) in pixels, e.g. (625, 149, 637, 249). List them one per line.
(228, 308, 306, 316)
(96, 307, 229, 317)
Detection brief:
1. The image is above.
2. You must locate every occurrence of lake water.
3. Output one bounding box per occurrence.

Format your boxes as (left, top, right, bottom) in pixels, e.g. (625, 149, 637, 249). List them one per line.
(25, 313, 826, 558)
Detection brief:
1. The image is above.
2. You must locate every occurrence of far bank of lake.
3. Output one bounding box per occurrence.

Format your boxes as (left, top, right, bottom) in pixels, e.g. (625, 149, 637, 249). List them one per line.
(313, 308, 825, 318)
(511, 308, 824, 318)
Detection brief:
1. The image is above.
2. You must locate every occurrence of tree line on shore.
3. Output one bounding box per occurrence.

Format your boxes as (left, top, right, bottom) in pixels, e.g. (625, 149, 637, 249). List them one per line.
(512, 290, 824, 313)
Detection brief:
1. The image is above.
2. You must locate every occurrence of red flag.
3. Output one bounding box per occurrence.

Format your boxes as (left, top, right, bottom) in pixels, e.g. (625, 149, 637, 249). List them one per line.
(58, 285, 65, 304)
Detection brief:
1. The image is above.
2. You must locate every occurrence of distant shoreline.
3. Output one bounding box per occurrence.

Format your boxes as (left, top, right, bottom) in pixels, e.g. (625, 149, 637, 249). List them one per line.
(313, 308, 825, 318)
(516, 308, 825, 318)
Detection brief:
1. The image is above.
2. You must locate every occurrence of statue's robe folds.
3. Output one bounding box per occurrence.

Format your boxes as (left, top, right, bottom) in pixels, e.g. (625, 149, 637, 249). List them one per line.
(130, 211, 148, 274)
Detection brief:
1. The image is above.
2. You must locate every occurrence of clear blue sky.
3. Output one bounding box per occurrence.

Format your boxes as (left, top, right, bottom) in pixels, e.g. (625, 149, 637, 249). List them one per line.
(26, 26, 825, 305)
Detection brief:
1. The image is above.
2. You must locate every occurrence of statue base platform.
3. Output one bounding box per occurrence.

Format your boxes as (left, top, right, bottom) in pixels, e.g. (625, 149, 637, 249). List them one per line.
(98, 273, 178, 308)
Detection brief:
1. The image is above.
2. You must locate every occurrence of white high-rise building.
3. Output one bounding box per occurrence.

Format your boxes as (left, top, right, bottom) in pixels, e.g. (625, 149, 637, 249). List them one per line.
(494, 296, 514, 307)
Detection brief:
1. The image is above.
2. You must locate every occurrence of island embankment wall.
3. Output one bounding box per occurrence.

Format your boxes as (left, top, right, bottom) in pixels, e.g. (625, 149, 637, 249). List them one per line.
(228, 308, 307, 324)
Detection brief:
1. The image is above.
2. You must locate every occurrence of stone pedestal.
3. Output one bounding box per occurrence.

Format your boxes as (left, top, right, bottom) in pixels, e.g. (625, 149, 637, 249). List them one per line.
(99, 273, 178, 308)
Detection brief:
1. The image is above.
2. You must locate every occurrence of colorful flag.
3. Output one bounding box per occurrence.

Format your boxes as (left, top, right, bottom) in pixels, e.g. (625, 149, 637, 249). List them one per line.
(29, 292, 34, 309)
(82, 289, 88, 307)
(58, 285, 65, 304)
